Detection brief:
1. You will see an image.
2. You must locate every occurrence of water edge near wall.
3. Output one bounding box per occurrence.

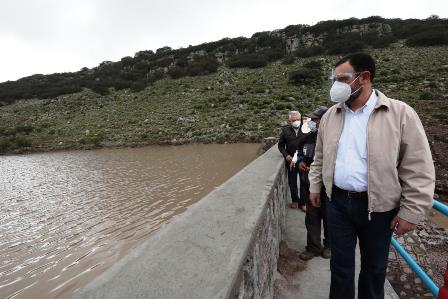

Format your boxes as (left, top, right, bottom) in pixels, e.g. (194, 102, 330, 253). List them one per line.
(0, 143, 260, 299)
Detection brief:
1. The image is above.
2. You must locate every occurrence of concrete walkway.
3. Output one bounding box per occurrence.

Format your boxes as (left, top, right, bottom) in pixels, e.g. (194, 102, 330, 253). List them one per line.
(275, 205, 400, 299)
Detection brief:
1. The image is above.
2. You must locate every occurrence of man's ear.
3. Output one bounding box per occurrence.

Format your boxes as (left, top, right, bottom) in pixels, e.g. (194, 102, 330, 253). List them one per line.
(360, 71, 371, 84)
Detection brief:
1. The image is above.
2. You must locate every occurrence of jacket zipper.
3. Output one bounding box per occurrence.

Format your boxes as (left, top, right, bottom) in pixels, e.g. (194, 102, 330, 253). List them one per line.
(329, 108, 345, 202)
(366, 104, 377, 221)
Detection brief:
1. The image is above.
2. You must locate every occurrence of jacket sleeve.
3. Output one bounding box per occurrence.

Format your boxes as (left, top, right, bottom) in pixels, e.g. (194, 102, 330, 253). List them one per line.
(278, 129, 288, 158)
(309, 126, 324, 194)
(397, 108, 435, 224)
(296, 141, 305, 163)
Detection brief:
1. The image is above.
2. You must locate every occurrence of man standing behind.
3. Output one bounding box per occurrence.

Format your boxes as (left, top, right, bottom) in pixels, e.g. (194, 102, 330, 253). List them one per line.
(309, 53, 435, 299)
(291, 106, 331, 261)
(278, 110, 306, 211)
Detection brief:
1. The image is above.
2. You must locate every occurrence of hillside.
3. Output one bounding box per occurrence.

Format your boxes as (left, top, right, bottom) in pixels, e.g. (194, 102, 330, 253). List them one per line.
(0, 17, 447, 196)
(1, 16, 447, 103)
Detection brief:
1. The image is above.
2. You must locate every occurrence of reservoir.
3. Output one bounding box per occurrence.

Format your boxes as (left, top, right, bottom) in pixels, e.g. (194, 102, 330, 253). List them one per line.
(0, 143, 260, 299)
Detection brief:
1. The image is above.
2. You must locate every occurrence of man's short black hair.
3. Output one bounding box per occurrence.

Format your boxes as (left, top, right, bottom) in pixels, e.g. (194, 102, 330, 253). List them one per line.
(335, 52, 376, 82)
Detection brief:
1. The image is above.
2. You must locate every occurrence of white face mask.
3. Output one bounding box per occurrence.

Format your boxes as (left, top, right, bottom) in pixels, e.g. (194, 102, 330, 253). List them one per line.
(307, 121, 317, 132)
(291, 120, 301, 128)
(329, 75, 362, 103)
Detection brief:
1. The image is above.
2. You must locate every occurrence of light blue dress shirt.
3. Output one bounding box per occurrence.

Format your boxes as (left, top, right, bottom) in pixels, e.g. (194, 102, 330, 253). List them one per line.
(333, 90, 378, 192)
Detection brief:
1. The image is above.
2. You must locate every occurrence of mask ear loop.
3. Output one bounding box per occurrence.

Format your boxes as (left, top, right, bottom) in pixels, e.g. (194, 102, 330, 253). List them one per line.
(349, 73, 363, 96)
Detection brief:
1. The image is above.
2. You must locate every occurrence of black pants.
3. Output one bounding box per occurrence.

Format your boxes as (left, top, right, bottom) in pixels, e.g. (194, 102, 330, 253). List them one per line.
(327, 186, 398, 299)
(302, 171, 329, 254)
(287, 165, 304, 206)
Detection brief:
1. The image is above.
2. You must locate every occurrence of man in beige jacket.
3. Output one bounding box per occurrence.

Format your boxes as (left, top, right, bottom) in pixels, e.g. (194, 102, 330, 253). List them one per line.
(309, 52, 435, 299)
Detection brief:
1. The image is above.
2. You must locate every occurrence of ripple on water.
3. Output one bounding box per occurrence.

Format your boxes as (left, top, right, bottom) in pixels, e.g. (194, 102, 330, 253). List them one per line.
(0, 143, 259, 298)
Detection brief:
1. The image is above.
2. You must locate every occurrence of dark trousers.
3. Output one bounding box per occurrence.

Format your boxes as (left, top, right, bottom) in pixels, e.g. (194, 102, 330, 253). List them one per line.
(287, 165, 304, 206)
(327, 187, 398, 299)
(301, 172, 329, 253)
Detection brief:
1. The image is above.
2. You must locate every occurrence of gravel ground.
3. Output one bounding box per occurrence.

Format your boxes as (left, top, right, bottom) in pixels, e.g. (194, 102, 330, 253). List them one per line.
(416, 219, 448, 288)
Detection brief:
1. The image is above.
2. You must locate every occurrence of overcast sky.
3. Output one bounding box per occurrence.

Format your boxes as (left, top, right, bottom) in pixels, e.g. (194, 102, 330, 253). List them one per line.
(1, 0, 447, 83)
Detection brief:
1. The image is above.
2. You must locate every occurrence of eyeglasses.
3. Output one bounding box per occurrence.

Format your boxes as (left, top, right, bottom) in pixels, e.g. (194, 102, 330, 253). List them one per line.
(329, 71, 360, 83)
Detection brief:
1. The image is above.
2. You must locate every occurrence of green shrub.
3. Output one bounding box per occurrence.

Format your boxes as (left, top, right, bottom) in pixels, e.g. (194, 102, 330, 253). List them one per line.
(79, 134, 103, 147)
(419, 91, 441, 101)
(168, 66, 188, 79)
(130, 80, 147, 92)
(295, 47, 324, 58)
(0, 136, 32, 152)
(260, 48, 285, 62)
(288, 68, 322, 85)
(282, 56, 295, 65)
(406, 31, 448, 47)
(303, 60, 323, 70)
(227, 54, 268, 68)
(372, 34, 397, 48)
(326, 39, 365, 55)
(187, 56, 219, 76)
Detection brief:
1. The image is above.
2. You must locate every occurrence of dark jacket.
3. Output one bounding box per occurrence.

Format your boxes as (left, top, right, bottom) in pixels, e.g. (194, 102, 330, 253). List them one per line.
(278, 125, 308, 162)
(297, 131, 317, 166)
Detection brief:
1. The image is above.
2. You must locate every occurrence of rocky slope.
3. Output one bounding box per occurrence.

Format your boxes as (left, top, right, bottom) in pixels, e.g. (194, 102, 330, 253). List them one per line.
(1, 45, 447, 196)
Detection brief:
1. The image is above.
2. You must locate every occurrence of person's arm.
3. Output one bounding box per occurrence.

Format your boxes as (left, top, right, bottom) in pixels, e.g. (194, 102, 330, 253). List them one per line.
(296, 140, 305, 164)
(309, 128, 324, 193)
(308, 126, 324, 207)
(396, 108, 435, 225)
(277, 128, 288, 158)
(296, 139, 308, 172)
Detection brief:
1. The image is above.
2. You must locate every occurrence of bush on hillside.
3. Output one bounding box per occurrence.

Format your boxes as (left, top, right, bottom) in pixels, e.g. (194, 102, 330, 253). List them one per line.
(0, 136, 32, 152)
(419, 91, 442, 101)
(282, 56, 295, 65)
(295, 46, 324, 58)
(260, 48, 285, 62)
(406, 31, 448, 46)
(168, 66, 188, 79)
(303, 60, 323, 70)
(371, 34, 397, 48)
(168, 56, 219, 79)
(326, 39, 366, 54)
(130, 80, 147, 92)
(187, 56, 219, 76)
(227, 54, 268, 68)
(288, 67, 322, 85)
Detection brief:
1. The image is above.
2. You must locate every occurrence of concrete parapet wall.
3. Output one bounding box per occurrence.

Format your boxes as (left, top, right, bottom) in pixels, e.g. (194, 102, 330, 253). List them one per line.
(74, 145, 288, 299)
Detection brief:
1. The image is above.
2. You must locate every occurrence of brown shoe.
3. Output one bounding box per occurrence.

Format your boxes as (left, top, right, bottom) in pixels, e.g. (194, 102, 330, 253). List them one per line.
(290, 202, 299, 209)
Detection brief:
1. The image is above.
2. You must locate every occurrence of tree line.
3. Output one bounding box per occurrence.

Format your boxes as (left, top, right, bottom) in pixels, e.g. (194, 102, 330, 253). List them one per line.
(0, 16, 446, 105)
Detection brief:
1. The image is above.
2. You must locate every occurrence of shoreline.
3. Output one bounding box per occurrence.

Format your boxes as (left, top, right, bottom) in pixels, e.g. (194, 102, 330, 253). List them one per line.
(0, 139, 264, 156)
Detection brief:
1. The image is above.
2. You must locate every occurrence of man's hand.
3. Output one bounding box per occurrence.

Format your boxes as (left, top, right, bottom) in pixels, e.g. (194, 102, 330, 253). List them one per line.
(289, 161, 296, 170)
(286, 155, 293, 163)
(310, 192, 320, 207)
(390, 216, 416, 236)
(299, 161, 309, 172)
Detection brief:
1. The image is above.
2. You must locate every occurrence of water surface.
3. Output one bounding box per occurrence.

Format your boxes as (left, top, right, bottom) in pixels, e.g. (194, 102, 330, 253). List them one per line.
(0, 143, 260, 298)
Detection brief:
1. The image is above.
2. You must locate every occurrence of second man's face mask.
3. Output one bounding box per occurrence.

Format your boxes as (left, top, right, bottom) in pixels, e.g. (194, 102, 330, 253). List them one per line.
(291, 120, 301, 128)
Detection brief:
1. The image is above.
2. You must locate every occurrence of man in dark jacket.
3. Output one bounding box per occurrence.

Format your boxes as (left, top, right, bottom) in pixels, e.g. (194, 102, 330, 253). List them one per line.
(292, 106, 330, 260)
(278, 110, 307, 211)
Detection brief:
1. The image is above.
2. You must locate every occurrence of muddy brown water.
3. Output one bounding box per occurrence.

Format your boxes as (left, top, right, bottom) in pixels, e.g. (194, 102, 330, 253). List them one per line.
(0, 143, 260, 299)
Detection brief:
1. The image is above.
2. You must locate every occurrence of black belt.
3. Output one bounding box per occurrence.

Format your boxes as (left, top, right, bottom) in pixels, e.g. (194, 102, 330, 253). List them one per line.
(333, 185, 368, 200)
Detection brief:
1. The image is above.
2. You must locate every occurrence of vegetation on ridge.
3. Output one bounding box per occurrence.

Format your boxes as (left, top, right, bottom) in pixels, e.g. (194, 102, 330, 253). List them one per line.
(1, 45, 447, 152)
(0, 16, 447, 104)
(1, 28, 447, 195)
